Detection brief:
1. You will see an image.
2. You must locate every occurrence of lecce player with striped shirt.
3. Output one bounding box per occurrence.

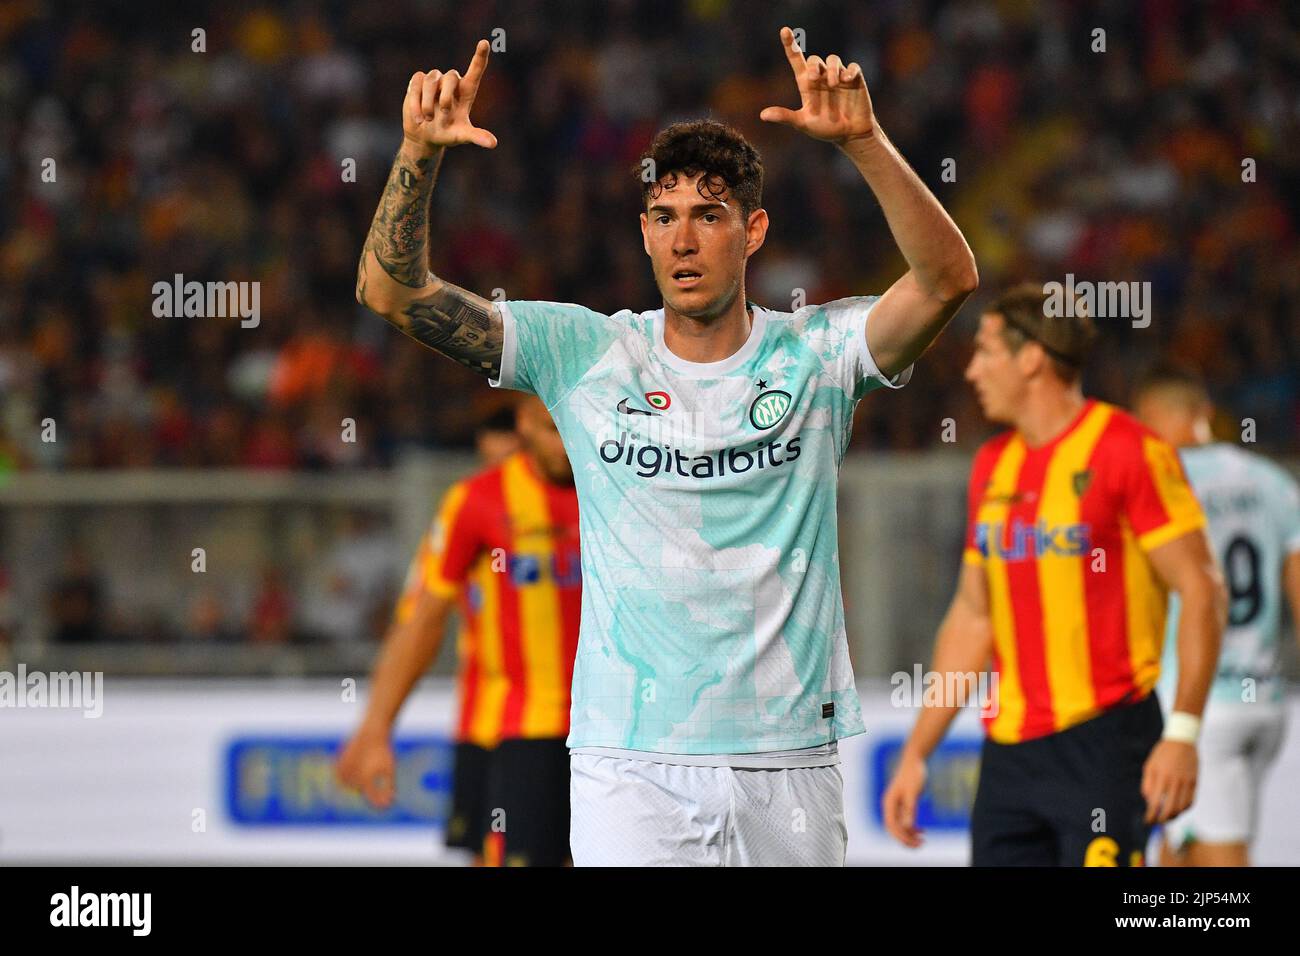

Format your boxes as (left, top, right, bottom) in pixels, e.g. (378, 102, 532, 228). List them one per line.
(883, 284, 1226, 867)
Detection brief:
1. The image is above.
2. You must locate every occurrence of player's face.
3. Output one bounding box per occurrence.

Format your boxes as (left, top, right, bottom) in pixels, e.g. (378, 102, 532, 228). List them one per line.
(516, 398, 572, 484)
(640, 172, 767, 319)
(476, 429, 521, 467)
(1134, 392, 1203, 448)
(965, 313, 1029, 424)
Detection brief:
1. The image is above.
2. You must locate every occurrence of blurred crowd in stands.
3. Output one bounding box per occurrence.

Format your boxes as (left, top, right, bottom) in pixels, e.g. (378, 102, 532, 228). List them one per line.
(0, 0, 1297, 644)
(28, 515, 395, 647)
(1, 0, 1296, 475)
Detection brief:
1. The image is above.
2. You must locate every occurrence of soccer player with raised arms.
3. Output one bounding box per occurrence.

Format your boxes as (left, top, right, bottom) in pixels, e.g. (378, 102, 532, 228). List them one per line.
(355, 29, 978, 865)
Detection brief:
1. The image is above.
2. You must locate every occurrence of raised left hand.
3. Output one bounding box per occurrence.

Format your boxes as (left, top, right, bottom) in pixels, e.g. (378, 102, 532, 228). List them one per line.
(760, 26, 876, 145)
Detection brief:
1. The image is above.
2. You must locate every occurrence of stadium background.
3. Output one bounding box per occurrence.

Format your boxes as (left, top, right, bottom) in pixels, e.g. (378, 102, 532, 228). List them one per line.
(0, 0, 1297, 863)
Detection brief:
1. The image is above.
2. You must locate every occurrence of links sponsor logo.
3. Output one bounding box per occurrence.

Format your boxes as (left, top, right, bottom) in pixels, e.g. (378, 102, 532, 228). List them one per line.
(974, 519, 1090, 560)
(505, 552, 581, 588)
(749, 389, 791, 429)
(599, 431, 801, 480)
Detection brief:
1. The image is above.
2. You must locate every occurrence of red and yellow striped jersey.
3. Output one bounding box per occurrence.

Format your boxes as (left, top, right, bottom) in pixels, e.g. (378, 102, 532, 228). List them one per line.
(963, 400, 1205, 744)
(394, 451, 581, 747)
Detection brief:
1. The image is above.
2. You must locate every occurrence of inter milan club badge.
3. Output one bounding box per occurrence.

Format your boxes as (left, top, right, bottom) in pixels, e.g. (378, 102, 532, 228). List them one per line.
(749, 389, 791, 430)
(644, 390, 671, 411)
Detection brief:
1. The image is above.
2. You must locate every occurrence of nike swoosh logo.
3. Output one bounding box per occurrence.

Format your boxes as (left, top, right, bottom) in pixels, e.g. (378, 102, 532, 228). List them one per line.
(617, 397, 658, 416)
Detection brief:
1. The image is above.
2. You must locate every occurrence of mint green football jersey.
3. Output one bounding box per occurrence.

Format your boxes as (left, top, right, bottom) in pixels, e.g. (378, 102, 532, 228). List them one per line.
(490, 297, 910, 753)
(1158, 443, 1300, 707)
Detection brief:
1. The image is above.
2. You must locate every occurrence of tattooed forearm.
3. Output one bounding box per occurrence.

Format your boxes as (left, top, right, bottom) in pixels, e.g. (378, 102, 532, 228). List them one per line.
(360, 145, 443, 290)
(385, 280, 504, 378)
(355, 245, 368, 302)
(356, 144, 503, 378)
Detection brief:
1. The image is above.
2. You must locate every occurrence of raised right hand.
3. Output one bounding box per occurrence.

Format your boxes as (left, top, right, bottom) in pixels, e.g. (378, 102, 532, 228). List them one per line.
(336, 725, 398, 808)
(403, 39, 498, 150)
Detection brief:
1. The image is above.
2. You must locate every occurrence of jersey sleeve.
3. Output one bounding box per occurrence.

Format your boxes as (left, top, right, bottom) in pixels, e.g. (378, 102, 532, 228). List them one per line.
(1119, 432, 1207, 552)
(1270, 466, 1300, 555)
(393, 530, 434, 626)
(963, 444, 996, 567)
(489, 300, 624, 407)
(422, 481, 481, 599)
(814, 296, 915, 402)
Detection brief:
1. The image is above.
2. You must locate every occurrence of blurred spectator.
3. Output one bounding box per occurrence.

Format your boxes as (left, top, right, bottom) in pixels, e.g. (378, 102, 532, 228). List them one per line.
(299, 510, 397, 644)
(474, 404, 521, 467)
(184, 587, 239, 644)
(250, 565, 295, 644)
(0, 562, 13, 647)
(48, 547, 104, 644)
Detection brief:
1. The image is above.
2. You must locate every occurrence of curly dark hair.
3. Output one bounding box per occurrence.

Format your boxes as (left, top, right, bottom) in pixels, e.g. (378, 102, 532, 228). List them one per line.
(634, 119, 764, 219)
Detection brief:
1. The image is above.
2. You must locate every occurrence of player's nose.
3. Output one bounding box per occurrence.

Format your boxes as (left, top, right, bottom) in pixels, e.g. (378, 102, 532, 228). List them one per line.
(671, 225, 698, 255)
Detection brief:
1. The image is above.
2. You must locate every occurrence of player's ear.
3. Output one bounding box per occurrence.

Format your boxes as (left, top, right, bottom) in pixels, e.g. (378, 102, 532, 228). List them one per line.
(1022, 341, 1048, 379)
(639, 212, 650, 255)
(744, 207, 769, 257)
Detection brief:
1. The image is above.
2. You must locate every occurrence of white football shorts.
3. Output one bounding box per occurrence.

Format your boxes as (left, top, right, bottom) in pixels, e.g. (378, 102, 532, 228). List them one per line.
(569, 751, 847, 866)
(1164, 702, 1285, 848)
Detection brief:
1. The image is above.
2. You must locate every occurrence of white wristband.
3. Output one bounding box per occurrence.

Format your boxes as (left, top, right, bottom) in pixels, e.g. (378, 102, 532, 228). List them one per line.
(1163, 711, 1201, 744)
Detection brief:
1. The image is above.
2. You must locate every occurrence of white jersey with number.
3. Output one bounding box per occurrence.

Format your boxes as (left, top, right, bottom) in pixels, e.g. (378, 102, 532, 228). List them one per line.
(489, 296, 909, 755)
(1158, 442, 1300, 706)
